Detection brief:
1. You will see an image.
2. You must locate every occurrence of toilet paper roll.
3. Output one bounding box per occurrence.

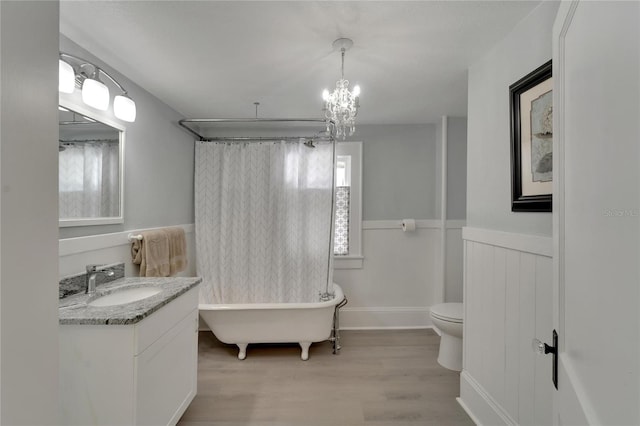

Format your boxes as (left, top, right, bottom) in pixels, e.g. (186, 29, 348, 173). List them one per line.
(401, 219, 416, 232)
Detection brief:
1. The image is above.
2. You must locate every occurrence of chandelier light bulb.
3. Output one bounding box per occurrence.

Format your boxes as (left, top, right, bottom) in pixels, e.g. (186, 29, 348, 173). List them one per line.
(322, 89, 330, 101)
(82, 74, 110, 111)
(114, 94, 137, 122)
(59, 59, 76, 94)
(353, 85, 361, 97)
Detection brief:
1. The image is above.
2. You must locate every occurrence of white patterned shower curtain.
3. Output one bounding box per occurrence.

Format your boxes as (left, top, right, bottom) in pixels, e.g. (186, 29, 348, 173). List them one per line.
(195, 140, 335, 304)
(59, 141, 120, 218)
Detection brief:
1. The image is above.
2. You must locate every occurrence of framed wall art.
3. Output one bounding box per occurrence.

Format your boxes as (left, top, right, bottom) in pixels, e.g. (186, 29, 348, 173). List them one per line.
(510, 60, 552, 212)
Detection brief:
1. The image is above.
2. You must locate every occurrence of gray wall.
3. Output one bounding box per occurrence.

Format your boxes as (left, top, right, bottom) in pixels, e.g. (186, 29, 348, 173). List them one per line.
(205, 122, 439, 221)
(435, 121, 443, 219)
(59, 35, 195, 239)
(447, 117, 467, 220)
(435, 116, 467, 220)
(466, 1, 558, 236)
(1, 1, 60, 422)
(351, 123, 437, 220)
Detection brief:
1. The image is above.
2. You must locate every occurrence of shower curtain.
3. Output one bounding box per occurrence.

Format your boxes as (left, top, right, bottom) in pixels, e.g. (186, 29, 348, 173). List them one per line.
(59, 141, 120, 218)
(195, 140, 334, 304)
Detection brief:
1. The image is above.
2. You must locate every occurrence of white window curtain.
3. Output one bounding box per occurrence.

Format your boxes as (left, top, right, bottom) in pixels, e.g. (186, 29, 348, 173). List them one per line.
(195, 140, 335, 304)
(59, 141, 119, 218)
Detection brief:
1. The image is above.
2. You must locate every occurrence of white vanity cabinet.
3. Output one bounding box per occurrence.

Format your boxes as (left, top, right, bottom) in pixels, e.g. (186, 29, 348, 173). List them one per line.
(59, 286, 199, 426)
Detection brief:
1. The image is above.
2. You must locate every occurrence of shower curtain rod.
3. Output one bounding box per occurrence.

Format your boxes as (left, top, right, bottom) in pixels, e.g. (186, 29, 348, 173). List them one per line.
(178, 118, 336, 142)
(59, 139, 119, 143)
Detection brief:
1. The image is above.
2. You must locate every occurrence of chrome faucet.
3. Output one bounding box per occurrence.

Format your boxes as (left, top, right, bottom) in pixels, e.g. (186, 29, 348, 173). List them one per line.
(85, 264, 115, 294)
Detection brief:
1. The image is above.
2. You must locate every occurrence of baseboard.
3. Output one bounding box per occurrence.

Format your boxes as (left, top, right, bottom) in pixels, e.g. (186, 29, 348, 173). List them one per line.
(457, 397, 481, 426)
(459, 370, 517, 426)
(339, 307, 432, 329)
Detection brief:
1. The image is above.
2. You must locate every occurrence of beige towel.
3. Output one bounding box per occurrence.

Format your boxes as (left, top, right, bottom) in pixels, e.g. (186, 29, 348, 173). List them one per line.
(165, 227, 188, 276)
(131, 228, 188, 277)
(131, 230, 170, 277)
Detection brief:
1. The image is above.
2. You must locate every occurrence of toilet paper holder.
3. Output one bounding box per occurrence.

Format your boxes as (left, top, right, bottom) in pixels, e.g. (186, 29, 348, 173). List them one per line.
(401, 219, 416, 232)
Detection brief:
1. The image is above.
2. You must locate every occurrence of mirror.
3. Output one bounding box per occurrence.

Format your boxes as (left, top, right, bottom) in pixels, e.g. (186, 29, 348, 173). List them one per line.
(59, 106, 124, 227)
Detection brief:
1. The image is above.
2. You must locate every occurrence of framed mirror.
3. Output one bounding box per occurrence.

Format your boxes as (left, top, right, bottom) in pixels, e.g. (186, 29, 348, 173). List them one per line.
(58, 104, 124, 227)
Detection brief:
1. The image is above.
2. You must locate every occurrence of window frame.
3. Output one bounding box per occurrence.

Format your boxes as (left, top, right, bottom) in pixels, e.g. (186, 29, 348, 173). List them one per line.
(334, 141, 363, 269)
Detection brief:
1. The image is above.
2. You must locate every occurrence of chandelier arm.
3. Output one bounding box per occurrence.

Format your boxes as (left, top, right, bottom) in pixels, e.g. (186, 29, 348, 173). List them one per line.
(60, 52, 128, 95)
(98, 69, 128, 95)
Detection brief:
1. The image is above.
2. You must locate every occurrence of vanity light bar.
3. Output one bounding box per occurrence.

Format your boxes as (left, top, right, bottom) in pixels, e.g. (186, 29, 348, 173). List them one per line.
(59, 52, 137, 123)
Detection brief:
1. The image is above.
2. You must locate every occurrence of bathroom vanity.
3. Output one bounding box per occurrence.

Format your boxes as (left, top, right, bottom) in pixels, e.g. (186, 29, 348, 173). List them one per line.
(59, 277, 201, 426)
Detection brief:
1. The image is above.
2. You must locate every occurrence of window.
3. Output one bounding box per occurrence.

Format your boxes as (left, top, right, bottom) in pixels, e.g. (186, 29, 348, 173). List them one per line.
(334, 141, 362, 269)
(334, 155, 351, 255)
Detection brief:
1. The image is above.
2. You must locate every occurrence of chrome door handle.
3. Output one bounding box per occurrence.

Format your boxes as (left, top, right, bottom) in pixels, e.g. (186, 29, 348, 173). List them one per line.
(532, 338, 556, 355)
(532, 330, 558, 390)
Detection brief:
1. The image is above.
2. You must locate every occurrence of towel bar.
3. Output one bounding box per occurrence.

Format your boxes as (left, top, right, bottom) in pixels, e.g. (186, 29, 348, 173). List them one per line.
(127, 233, 143, 241)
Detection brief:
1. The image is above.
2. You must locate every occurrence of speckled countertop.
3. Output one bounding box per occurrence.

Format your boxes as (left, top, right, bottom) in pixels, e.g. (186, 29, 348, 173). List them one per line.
(59, 277, 201, 325)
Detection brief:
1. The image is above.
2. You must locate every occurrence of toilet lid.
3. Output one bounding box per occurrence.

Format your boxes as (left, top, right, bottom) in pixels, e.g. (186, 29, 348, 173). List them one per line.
(430, 303, 463, 323)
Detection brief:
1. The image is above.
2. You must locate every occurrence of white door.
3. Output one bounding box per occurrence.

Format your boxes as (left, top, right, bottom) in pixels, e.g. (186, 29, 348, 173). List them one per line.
(552, 1, 639, 424)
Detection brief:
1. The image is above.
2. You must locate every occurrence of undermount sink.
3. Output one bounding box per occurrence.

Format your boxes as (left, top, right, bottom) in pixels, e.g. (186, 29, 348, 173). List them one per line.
(89, 287, 162, 307)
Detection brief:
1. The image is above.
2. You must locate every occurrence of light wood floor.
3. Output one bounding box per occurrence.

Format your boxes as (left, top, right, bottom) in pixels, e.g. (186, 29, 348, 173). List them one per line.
(177, 329, 474, 426)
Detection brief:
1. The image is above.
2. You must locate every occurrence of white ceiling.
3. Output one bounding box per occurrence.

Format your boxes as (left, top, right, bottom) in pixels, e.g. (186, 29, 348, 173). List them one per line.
(60, 1, 541, 125)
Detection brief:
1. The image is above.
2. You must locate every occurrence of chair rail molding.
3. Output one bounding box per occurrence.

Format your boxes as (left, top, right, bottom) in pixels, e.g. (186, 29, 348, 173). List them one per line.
(59, 224, 195, 256)
(462, 227, 552, 257)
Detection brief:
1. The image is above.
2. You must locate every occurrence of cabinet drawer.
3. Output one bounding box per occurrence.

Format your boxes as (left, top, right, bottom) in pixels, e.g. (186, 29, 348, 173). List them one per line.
(135, 287, 198, 355)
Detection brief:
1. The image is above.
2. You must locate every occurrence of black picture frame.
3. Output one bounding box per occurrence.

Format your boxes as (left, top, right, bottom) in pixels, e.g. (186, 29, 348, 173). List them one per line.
(510, 60, 553, 212)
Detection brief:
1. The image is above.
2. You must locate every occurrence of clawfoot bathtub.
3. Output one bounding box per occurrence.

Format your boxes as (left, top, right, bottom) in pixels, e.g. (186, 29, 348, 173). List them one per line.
(199, 284, 344, 360)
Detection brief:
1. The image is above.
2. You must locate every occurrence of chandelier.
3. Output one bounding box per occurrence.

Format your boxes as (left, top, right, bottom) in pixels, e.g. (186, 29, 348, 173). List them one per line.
(59, 52, 137, 122)
(322, 38, 360, 139)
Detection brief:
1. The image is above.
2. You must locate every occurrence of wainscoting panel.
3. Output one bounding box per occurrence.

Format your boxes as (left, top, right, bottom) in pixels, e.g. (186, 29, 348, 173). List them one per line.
(59, 224, 196, 279)
(338, 307, 432, 330)
(335, 226, 440, 329)
(446, 227, 464, 302)
(336, 220, 465, 329)
(461, 227, 552, 426)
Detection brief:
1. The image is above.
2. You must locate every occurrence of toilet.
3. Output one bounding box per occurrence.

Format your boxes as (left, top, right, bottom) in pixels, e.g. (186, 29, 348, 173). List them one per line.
(430, 303, 463, 371)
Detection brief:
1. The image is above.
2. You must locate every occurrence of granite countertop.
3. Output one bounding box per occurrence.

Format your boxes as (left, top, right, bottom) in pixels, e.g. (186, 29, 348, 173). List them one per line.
(59, 277, 201, 325)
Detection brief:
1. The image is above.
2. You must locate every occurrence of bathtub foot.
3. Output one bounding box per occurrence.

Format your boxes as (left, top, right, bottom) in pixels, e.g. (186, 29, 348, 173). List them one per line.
(299, 342, 311, 361)
(237, 343, 248, 360)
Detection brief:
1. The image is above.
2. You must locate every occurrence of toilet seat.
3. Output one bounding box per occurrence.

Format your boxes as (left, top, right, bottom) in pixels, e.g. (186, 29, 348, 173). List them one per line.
(430, 303, 463, 323)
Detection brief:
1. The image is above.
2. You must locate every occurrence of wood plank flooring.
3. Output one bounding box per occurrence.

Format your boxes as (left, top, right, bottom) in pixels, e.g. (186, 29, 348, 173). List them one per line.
(177, 329, 474, 426)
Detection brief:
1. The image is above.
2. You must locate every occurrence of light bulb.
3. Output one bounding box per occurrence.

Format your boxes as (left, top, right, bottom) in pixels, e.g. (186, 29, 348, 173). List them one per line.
(322, 89, 330, 101)
(82, 78, 109, 111)
(353, 85, 361, 97)
(114, 94, 136, 122)
(59, 59, 75, 93)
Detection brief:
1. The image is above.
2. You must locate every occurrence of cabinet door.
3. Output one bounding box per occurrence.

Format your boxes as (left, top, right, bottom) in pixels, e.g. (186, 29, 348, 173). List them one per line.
(135, 309, 198, 426)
